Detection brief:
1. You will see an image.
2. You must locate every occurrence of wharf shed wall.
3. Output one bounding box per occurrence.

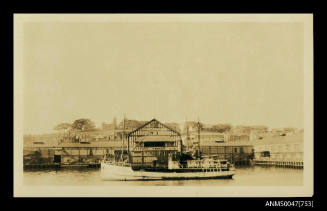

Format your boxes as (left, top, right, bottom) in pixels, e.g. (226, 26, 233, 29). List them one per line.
(253, 133, 304, 164)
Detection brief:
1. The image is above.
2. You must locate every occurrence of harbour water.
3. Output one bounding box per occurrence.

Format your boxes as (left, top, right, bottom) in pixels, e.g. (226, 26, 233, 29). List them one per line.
(23, 166, 303, 186)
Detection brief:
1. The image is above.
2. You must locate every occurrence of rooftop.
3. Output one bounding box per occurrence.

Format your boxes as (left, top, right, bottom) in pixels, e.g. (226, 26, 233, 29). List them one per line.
(200, 141, 253, 147)
(24, 140, 126, 148)
(251, 132, 304, 145)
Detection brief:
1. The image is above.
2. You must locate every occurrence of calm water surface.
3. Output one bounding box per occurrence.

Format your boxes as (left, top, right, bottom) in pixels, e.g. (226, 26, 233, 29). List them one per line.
(23, 166, 303, 186)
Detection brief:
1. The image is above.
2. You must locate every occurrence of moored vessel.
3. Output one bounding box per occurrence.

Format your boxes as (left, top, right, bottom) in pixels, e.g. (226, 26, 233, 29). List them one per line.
(100, 118, 235, 180)
(101, 157, 235, 180)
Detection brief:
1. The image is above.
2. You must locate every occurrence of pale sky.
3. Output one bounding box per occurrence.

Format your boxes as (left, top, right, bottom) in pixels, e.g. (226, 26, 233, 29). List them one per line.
(23, 21, 304, 134)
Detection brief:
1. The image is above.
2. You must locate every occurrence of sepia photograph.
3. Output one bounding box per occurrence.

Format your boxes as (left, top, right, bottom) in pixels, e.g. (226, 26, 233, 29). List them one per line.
(13, 14, 313, 197)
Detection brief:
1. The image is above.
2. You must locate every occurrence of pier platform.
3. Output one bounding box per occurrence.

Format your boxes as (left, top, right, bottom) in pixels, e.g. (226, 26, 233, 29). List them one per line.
(24, 163, 100, 170)
(254, 160, 303, 168)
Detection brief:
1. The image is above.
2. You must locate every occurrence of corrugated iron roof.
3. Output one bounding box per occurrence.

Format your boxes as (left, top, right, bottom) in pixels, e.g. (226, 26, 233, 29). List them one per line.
(24, 140, 59, 148)
(58, 141, 124, 148)
(24, 141, 127, 148)
(200, 140, 253, 147)
(128, 119, 181, 136)
(252, 133, 304, 145)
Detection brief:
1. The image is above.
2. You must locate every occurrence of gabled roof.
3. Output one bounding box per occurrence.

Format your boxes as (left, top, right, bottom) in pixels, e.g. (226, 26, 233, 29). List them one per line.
(128, 118, 181, 136)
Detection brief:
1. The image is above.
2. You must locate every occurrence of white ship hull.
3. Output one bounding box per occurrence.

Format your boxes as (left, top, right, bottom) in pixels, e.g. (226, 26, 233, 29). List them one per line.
(100, 162, 236, 181)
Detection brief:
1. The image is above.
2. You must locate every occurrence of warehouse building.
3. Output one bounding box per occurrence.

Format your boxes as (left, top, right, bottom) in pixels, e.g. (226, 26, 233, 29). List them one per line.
(253, 132, 304, 167)
(127, 118, 182, 167)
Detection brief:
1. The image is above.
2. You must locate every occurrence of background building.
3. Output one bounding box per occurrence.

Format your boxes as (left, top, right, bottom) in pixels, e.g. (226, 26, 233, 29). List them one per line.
(253, 131, 304, 167)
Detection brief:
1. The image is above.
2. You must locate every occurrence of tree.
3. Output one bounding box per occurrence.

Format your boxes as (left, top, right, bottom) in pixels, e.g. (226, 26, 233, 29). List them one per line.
(72, 119, 96, 131)
(165, 122, 181, 133)
(185, 121, 203, 130)
(251, 125, 268, 131)
(54, 123, 72, 131)
(211, 124, 232, 133)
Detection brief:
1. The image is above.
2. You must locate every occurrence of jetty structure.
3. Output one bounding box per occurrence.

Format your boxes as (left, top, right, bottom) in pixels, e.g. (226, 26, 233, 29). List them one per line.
(100, 118, 235, 180)
(23, 117, 303, 170)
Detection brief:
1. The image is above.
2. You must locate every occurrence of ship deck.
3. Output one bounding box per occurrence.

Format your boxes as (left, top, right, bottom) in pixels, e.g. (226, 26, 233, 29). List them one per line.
(132, 167, 231, 172)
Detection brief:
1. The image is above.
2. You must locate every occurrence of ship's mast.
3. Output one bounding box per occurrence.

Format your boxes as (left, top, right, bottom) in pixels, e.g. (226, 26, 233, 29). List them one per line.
(197, 117, 201, 158)
(121, 113, 126, 161)
(185, 116, 190, 152)
(123, 113, 126, 152)
(185, 116, 189, 140)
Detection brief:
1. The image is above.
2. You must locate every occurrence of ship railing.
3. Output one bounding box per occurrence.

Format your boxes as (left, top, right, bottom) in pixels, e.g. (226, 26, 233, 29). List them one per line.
(115, 162, 131, 167)
(103, 160, 131, 167)
(186, 162, 225, 170)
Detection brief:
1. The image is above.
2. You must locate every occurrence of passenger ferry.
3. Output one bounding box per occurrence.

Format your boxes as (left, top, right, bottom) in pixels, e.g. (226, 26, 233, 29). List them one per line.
(100, 118, 235, 180)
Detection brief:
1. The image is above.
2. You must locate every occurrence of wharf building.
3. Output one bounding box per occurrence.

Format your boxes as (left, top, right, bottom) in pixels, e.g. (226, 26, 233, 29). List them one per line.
(199, 140, 254, 166)
(23, 118, 183, 168)
(24, 140, 124, 168)
(253, 131, 304, 168)
(127, 118, 182, 168)
(183, 126, 254, 165)
(25, 119, 303, 169)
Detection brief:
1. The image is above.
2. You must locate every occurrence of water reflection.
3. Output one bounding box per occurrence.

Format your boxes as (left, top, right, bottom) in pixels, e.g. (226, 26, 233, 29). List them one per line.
(23, 166, 303, 186)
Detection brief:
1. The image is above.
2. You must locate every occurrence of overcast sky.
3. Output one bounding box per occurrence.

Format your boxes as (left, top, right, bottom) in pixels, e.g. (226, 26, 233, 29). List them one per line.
(23, 21, 304, 134)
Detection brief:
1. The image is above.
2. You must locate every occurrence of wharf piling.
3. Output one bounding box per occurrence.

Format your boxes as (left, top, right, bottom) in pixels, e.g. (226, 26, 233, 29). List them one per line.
(23, 163, 61, 170)
(24, 163, 101, 170)
(254, 160, 303, 168)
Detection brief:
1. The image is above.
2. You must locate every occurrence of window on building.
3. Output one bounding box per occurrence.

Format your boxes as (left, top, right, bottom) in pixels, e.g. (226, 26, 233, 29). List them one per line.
(144, 142, 165, 147)
(261, 151, 270, 157)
